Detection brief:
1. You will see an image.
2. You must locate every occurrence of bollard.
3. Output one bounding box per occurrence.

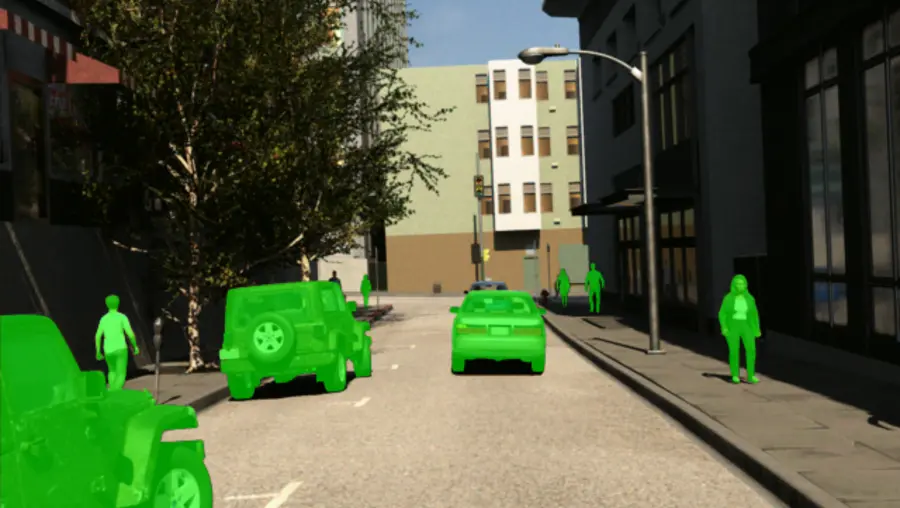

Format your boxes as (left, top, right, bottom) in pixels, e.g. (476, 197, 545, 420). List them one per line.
(152, 317, 163, 401)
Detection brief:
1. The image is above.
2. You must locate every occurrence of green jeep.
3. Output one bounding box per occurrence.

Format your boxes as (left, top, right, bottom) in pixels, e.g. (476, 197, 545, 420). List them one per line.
(0, 314, 213, 508)
(219, 281, 373, 400)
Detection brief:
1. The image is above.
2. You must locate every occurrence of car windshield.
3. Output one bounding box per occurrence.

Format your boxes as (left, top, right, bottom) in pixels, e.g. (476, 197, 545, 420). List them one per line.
(233, 288, 310, 324)
(461, 294, 535, 315)
(1, 329, 80, 414)
(319, 287, 346, 312)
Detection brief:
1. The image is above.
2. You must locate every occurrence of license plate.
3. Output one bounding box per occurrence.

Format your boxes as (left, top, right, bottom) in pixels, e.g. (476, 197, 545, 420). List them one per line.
(490, 326, 510, 336)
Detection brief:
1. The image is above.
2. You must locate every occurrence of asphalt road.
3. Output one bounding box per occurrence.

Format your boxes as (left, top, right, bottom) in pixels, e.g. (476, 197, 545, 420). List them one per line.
(167, 296, 780, 507)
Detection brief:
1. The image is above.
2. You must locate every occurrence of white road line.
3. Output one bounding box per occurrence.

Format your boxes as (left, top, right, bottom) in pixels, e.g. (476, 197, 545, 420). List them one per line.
(264, 481, 302, 508)
(410, 344, 416, 349)
(354, 396, 371, 407)
(224, 493, 276, 501)
(391, 364, 399, 370)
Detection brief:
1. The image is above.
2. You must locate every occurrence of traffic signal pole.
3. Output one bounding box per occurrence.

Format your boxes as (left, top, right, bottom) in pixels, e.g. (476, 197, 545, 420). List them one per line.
(475, 152, 485, 281)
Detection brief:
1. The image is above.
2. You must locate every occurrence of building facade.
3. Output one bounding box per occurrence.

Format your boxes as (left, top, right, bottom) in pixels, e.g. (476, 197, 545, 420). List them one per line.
(545, 0, 766, 330)
(751, 0, 900, 363)
(386, 60, 588, 293)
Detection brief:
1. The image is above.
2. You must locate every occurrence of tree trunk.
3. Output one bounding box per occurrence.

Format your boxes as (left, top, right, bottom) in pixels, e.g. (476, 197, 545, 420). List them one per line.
(184, 280, 207, 373)
(300, 255, 311, 281)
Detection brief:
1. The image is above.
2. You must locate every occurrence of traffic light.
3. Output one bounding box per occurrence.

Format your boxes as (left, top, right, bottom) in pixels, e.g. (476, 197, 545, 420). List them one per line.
(473, 175, 484, 198)
(483, 248, 491, 262)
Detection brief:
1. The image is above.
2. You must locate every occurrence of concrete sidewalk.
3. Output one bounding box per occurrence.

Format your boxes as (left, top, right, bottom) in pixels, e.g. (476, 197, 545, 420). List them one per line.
(125, 304, 395, 412)
(542, 309, 900, 508)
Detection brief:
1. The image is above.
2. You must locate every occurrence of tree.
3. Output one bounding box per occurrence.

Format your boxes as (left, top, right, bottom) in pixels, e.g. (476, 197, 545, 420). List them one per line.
(73, 0, 450, 372)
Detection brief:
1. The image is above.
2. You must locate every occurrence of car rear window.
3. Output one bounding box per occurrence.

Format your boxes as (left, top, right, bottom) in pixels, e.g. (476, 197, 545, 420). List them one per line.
(461, 294, 535, 314)
(229, 288, 311, 327)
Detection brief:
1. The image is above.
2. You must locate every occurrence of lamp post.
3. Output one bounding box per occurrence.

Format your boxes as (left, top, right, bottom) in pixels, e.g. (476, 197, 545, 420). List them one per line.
(518, 46, 663, 354)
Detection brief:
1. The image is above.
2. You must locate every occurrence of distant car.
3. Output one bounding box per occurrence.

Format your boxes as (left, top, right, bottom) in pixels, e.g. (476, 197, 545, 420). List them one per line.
(219, 281, 372, 400)
(449, 290, 547, 375)
(464, 280, 509, 294)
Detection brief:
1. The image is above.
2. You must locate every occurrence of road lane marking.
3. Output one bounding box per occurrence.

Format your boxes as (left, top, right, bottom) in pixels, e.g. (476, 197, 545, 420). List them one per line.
(391, 364, 399, 370)
(353, 396, 371, 407)
(410, 344, 416, 349)
(264, 481, 302, 508)
(224, 493, 276, 501)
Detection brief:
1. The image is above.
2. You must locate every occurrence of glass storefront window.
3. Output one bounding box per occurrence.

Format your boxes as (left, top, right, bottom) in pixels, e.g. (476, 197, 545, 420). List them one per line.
(48, 84, 93, 181)
(871, 287, 897, 336)
(685, 247, 698, 303)
(10, 80, 47, 219)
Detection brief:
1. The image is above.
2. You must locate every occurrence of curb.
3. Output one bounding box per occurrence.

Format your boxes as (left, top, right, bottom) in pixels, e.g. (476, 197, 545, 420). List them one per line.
(543, 315, 845, 508)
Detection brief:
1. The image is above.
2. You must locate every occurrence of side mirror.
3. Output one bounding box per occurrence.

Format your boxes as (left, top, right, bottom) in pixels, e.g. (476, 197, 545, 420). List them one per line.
(347, 301, 358, 313)
(449, 306, 459, 314)
(538, 308, 547, 315)
(84, 371, 106, 398)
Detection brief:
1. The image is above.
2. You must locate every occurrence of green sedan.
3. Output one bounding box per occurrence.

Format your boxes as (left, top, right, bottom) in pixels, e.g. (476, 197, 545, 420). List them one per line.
(450, 290, 547, 375)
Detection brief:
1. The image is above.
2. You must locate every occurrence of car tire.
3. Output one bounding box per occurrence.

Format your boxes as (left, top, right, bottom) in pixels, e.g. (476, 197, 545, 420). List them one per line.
(530, 357, 545, 375)
(247, 313, 295, 364)
(451, 355, 465, 374)
(353, 339, 372, 377)
(144, 443, 213, 508)
(322, 352, 348, 392)
(227, 374, 256, 400)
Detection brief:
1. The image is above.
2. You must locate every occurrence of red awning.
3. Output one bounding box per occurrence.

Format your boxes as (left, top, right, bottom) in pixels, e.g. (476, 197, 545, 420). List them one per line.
(1, 8, 124, 85)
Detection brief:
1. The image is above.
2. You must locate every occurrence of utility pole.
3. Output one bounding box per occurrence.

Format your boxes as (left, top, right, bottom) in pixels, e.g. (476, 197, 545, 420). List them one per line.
(475, 153, 485, 280)
(374, 246, 380, 309)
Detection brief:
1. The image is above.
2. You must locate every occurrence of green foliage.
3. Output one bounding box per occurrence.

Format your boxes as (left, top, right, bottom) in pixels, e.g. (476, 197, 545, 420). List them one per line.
(72, 0, 450, 322)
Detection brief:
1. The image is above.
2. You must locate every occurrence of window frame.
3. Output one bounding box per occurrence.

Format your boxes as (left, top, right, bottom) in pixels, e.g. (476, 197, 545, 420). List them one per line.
(523, 182, 537, 213)
(536, 71, 549, 100)
(493, 70, 507, 100)
(518, 69, 532, 99)
(612, 83, 636, 137)
(540, 183, 553, 212)
(538, 127, 551, 157)
(480, 186, 494, 215)
(475, 73, 489, 104)
(521, 125, 535, 156)
(567, 181, 582, 210)
(495, 126, 509, 157)
(652, 34, 694, 153)
(498, 183, 512, 214)
(477, 129, 491, 159)
(564, 69, 578, 99)
(566, 126, 580, 155)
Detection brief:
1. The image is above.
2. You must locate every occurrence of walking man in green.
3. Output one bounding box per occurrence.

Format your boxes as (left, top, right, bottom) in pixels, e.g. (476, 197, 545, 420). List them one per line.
(555, 269, 571, 307)
(95, 294, 140, 390)
(718, 274, 762, 384)
(585, 263, 605, 314)
(360, 274, 372, 309)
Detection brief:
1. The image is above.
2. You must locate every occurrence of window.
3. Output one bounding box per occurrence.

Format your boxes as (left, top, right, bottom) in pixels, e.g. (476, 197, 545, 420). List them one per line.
(612, 84, 636, 136)
(493, 70, 507, 100)
(518, 69, 532, 99)
(861, 9, 900, 339)
(498, 183, 511, 214)
(49, 84, 93, 182)
(538, 127, 551, 156)
(10, 78, 48, 219)
(478, 130, 491, 158)
(568, 182, 582, 209)
(523, 182, 537, 213)
(475, 74, 489, 103)
(480, 186, 493, 215)
(654, 37, 693, 151)
(805, 47, 847, 326)
(536, 71, 549, 100)
(495, 127, 509, 157)
(521, 125, 534, 156)
(605, 32, 619, 83)
(566, 126, 579, 155)
(564, 69, 578, 99)
(540, 183, 553, 212)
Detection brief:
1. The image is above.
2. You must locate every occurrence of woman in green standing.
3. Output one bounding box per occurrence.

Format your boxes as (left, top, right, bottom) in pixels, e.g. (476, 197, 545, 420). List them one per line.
(556, 269, 571, 308)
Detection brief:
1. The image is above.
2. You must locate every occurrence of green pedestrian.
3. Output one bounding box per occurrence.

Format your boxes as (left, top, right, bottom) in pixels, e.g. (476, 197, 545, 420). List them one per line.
(94, 294, 140, 391)
(360, 274, 372, 309)
(584, 263, 605, 313)
(555, 269, 571, 307)
(718, 274, 762, 384)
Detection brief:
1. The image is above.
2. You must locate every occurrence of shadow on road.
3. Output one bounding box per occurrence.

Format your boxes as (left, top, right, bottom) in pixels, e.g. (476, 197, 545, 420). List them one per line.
(454, 359, 536, 376)
(241, 372, 358, 401)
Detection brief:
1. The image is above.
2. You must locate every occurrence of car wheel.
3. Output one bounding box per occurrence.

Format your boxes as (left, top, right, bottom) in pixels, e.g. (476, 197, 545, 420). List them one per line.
(227, 374, 256, 400)
(247, 313, 295, 364)
(353, 338, 372, 377)
(530, 357, 545, 375)
(322, 352, 348, 392)
(146, 443, 213, 508)
(451, 355, 465, 374)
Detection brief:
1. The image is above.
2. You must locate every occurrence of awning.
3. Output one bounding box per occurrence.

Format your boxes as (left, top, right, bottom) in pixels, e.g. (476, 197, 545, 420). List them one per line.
(1, 8, 125, 85)
(572, 187, 694, 216)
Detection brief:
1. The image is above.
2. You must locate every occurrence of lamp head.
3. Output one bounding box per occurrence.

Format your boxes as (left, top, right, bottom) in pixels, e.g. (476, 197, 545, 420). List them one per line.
(518, 46, 570, 65)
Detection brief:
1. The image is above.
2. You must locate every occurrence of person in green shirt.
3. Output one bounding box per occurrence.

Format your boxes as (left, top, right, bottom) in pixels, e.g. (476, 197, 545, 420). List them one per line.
(718, 274, 762, 384)
(584, 263, 606, 313)
(95, 294, 140, 390)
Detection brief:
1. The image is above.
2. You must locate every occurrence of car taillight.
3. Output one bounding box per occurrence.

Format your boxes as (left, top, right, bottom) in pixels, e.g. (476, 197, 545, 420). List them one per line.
(455, 324, 487, 334)
(514, 325, 543, 336)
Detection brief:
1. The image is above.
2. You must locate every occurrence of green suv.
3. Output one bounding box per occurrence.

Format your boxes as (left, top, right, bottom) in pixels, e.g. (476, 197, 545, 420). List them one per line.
(219, 281, 373, 400)
(0, 314, 213, 508)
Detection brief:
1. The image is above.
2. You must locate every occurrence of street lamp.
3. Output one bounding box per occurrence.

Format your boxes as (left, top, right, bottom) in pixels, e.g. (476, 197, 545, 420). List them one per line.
(518, 46, 663, 354)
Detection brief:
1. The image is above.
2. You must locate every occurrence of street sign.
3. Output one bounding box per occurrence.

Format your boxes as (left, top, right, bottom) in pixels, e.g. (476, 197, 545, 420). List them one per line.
(474, 175, 484, 198)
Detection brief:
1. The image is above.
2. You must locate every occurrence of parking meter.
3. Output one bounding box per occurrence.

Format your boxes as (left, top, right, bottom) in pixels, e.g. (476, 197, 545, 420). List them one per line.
(153, 318, 163, 401)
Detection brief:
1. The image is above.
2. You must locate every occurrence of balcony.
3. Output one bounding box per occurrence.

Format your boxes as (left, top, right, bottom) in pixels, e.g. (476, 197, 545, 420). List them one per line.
(542, 0, 589, 18)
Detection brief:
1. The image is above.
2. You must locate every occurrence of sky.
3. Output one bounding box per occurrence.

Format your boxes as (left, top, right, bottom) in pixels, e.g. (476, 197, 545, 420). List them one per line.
(406, 0, 579, 67)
